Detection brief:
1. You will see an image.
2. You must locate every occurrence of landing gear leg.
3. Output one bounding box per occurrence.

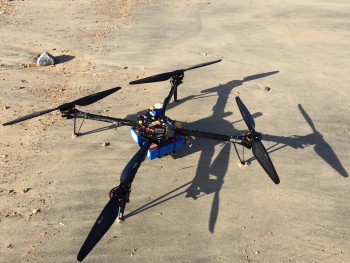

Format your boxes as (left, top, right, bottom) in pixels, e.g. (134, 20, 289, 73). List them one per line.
(233, 143, 245, 165)
(73, 115, 86, 136)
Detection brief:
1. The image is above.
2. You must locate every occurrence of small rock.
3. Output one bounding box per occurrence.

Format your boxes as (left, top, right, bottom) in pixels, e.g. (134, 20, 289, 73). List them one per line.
(23, 188, 32, 193)
(265, 87, 271, 91)
(32, 208, 41, 214)
(7, 244, 14, 249)
(8, 189, 14, 193)
(3, 105, 9, 110)
(36, 51, 55, 66)
(1, 154, 8, 158)
(101, 142, 110, 147)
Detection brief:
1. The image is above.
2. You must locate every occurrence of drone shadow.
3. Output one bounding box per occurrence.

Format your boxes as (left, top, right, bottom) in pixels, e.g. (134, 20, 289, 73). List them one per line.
(123, 181, 193, 219)
(124, 71, 279, 233)
(247, 104, 348, 177)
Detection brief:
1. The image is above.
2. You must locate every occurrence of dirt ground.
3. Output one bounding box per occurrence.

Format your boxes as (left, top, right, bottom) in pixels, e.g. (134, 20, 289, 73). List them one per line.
(1, 0, 350, 262)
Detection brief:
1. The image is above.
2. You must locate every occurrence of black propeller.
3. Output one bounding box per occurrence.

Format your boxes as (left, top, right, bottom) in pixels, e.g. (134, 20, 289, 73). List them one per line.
(77, 141, 151, 261)
(235, 96, 255, 131)
(129, 59, 222, 85)
(77, 195, 120, 262)
(2, 87, 121, 126)
(235, 97, 280, 184)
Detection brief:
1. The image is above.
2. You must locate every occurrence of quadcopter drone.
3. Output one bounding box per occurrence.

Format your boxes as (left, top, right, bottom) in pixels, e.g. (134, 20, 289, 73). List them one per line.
(3, 59, 280, 261)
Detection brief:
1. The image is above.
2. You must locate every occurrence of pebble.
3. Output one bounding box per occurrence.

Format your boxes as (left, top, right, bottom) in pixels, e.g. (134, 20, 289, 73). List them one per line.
(3, 106, 9, 110)
(23, 188, 32, 193)
(32, 208, 41, 214)
(265, 87, 271, 91)
(101, 142, 110, 147)
(7, 244, 14, 249)
(36, 51, 55, 66)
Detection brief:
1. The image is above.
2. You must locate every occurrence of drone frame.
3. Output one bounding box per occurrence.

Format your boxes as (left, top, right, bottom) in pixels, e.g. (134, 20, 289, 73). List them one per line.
(2, 59, 280, 262)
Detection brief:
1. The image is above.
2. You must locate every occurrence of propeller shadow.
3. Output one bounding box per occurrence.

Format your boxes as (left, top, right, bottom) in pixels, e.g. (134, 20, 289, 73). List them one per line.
(250, 104, 348, 177)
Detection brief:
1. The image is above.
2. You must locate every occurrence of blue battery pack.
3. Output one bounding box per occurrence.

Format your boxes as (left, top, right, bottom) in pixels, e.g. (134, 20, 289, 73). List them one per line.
(130, 127, 185, 160)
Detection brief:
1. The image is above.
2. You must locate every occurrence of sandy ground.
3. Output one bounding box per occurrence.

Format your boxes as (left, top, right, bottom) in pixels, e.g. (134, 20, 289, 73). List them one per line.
(1, 0, 350, 262)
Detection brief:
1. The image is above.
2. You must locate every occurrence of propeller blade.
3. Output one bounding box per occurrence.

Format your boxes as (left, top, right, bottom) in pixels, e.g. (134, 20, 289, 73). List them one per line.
(235, 97, 255, 131)
(129, 72, 175, 85)
(129, 59, 222, 85)
(77, 196, 120, 262)
(183, 59, 222, 71)
(298, 104, 317, 133)
(2, 107, 58, 126)
(120, 141, 151, 185)
(77, 141, 151, 261)
(72, 87, 121, 106)
(2, 87, 121, 126)
(252, 140, 280, 184)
